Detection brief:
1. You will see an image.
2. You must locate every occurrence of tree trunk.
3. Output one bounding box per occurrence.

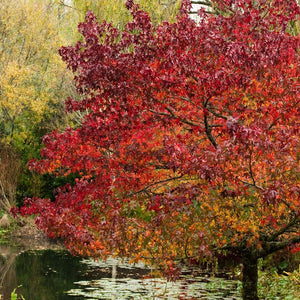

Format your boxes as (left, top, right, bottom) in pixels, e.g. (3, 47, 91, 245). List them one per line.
(242, 253, 259, 300)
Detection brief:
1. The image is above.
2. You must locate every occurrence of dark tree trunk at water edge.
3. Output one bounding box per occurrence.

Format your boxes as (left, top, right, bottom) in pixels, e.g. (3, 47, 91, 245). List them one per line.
(242, 253, 259, 300)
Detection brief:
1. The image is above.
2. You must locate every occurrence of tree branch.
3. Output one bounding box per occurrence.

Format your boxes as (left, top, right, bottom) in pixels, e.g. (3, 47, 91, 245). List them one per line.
(264, 217, 300, 243)
(148, 108, 200, 127)
(58, 1, 82, 11)
(248, 147, 256, 187)
(203, 99, 218, 148)
(0, 178, 12, 212)
(206, 106, 228, 120)
(262, 235, 300, 257)
(129, 175, 185, 196)
(191, 1, 212, 7)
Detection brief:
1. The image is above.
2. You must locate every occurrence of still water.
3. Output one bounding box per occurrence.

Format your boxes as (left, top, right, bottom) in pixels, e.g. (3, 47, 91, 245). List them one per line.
(0, 245, 241, 299)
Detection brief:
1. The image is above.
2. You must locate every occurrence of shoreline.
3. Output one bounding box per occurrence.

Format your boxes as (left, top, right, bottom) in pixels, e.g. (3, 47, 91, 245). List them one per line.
(6, 217, 65, 252)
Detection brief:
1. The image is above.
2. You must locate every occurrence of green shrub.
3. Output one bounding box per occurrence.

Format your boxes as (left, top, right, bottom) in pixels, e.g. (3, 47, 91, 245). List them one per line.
(258, 264, 300, 299)
(11, 286, 24, 300)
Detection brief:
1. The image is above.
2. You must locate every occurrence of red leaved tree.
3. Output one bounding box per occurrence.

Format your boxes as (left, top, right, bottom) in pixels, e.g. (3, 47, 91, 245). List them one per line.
(18, 1, 299, 299)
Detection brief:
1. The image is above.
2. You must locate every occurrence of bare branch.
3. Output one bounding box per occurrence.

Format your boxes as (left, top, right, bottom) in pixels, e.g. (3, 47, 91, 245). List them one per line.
(58, 1, 82, 11)
(191, 1, 212, 7)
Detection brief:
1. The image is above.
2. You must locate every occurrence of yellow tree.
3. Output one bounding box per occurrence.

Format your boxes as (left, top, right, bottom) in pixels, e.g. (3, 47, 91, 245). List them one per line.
(0, 0, 74, 146)
(0, 0, 181, 210)
(0, 0, 76, 209)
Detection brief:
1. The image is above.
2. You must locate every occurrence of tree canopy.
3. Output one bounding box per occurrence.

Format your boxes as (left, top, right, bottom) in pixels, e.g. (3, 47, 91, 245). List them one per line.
(18, 1, 299, 299)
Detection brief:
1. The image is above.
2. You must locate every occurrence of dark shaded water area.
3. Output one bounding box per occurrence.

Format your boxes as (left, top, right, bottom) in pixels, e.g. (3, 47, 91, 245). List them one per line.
(0, 244, 241, 299)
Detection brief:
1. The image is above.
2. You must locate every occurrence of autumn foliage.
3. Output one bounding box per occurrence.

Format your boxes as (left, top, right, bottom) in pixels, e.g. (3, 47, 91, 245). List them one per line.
(17, 0, 299, 298)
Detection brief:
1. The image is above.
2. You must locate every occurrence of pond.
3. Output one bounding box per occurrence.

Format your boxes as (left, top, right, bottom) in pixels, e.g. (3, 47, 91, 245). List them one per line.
(0, 245, 241, 299)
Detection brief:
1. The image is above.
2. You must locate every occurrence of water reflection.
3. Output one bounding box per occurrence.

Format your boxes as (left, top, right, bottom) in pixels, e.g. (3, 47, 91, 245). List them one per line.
(69, 258, 240, 299)
(0, 244, 18, 298)
(0, 246, 241, 299)
(0, 246, 85, 300)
